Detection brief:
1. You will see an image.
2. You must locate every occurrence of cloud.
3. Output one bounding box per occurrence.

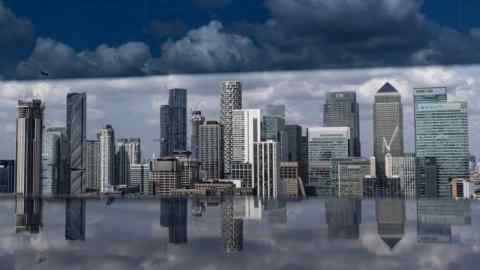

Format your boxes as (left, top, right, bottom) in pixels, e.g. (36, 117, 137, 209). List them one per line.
(192, 0, 231, 9)
(0, 0, 35, 76)
(145, 21, 260, 74)
(16, 38, 151, 79)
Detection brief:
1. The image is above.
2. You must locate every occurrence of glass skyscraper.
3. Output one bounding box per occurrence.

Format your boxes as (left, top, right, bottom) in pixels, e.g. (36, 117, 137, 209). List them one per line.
(415, 100, 470, 198)
(160, 88, 187, 157)
(324, 91, 361, 156)
(66, 92, 87, 194)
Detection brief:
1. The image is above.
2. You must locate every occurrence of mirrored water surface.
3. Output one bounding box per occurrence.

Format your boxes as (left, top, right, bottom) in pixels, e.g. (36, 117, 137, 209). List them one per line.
(1, 196, 479, 270)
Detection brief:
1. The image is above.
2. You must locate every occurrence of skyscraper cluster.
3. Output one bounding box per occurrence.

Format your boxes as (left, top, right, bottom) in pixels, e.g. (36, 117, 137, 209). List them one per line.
(7, 80, 473, 200)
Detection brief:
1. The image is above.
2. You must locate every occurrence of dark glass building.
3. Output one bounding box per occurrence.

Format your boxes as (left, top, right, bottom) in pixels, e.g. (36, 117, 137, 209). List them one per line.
(160, 88, 187, 157)
(0, 160, 15, 193)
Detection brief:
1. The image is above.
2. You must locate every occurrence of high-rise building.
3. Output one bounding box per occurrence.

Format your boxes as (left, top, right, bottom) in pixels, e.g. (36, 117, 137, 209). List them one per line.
(231, 161, 253, 188)
(253, 141, 281, 199)
(308, 127, 350, 193)
(220, 80, 242, 176)
(262, 105, 288, 160)
(415, 100, 469, 198)
(98, 125, 115, 193)
(232, 109, 261, 164)
(130, 163, 151, 193)
(199, 121, 223, 180)
(373, 83, 404, 181)
(42, 127, 69, 195)
(285, 124, 302, 162)
(391, 154, 416, 199)
(415, 157, 438, 198)
(85, 140, 101, 191)
(172, 151, 200, 188)
(309, 127, 350, 160)
(376, 199, 405, 250)
(115, 139, 130, 186)
(324, 91, 361, 156)
(151, 158, 182, 195)
(66, 92, 87, 194)
(126, 138, 141, 165)
(0, 160, 15, 193)
(331, 158, 370, 197)
(16, 99, 44, 197)
(325, 198, 361, 240)
(191, 111, 205, 160)
(160, 88, 188, 157)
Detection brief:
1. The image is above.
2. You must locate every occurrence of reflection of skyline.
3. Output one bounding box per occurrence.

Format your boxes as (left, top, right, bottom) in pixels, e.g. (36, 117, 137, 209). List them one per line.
(15, 196, 42, 233)
(160, 198, 188, 244)
(417, 200, 471, 244)
(65, 198, 86, 241)
(325, 198, 361, 240)
(376, 199, 405, 250)
(222, 196, 244, 253)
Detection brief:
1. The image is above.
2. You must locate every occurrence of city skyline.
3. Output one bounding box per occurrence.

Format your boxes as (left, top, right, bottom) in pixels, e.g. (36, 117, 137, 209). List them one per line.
(0, 66, 478, 161)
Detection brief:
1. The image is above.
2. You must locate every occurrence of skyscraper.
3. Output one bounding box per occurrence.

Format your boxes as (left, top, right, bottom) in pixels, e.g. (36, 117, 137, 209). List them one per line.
(324, 91, 361, 156)
(191, 111, 205, 160)
(160, 88, 187, 157)
(220, 81, 242, 176)
(0, 160, 15, 193)
(151, 158, 182, 195)
(199, 121, 224, 179)
(376, 199, 405, 250)
(391, 154, 416, 199)
(126, 138, 141, 165)
(232, 109, 262, 164)
(16, 99, 44, 197)
(130, 163, 150, 193)
(262, 105, 288, 160)
(415, 157, 438, 198)
(415, 100, 470, 198)
(42, 127, 69, 195)
(115, 139, 130, 186)
(331, 158, 370, 197)
(85, 140, 101, 191)
(285, 124, 302, 162)
(98, 125, 115, 193)
(253, 141, 281, 199)
(66, 92, 87, 194)
(373, 83, 404, 180)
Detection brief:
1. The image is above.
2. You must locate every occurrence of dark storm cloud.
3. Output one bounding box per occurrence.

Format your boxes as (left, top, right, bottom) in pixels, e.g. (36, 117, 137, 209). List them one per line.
(192, 0, 231, 9)
(16, 38, 151, 79)
(0, 1, 34, 78)
(146, 20, 188, 40)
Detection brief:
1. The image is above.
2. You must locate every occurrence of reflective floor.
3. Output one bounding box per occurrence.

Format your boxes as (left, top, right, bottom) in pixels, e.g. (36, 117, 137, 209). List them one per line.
(1, 197, 479, 270)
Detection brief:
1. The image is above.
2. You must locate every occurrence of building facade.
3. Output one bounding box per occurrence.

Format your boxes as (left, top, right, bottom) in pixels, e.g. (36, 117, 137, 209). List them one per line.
(191, 110, 205, 160)
(220, 81, 242, 176)
(199, 121, 223, 180)
(0, 160, 15, 193)
(126, 138, 141, 165)
(130, 163, 151, 193)
(253, 141, 281, 199)
(392, 154, 416, 198)
(115, 139, 130, 186)
(160, 88, 188, 157)
(99, 125, 115, 193)
(66, 92, 87, 194)
(85, 140, 101, 191)
(232, 109, 262, 164)
(151, 158, 182, 196)
(42, 127, 68, 195)
(324, 91, 361, 156)
(331, 158, 370, 197)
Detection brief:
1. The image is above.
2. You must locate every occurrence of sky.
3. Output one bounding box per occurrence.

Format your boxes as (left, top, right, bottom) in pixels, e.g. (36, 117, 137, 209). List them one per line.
(1, 0, 480, 79)
(0, 65, 479, 160)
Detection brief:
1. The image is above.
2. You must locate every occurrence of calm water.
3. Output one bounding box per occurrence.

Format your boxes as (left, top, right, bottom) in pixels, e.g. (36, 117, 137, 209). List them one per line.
(1, 196, 479, 270)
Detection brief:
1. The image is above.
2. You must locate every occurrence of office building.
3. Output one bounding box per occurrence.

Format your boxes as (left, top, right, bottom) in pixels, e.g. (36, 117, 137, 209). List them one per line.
(99, 125, 115, 193)
(415, 97, 470, 198)
(415, 157, 438, 198)
(308, 160, 332, 195)
(66, 92, 87, 194)
(373, 83, 404, 180)
(413, 87, 447, 107)
(253, 141, 281, 199)
(325, 198, 361, 240)
(160, 88, 187, 157)
(191, 111, 205, 160)
(232, 109, 261, 164)
(392, 154, 416, 198)
(130, 163, 151, 193)
(199, 121, 223, 179)
(285, 124, 302, 162)
(376, 199, 405, 250)
(172, 151, 200, 188)
(16, 100, 44, 197)
(331, 158, 370, 197)
(262, 105, 288, 160)
(231, 161, 253, 188)
(115, 139, 130, 186)
(324, 91, 361, 156)
(85, 140, 101, 191)
(0, 160, 15, 193)
(280, 161, 304, 199)
(42, 127, 68, 195)
(309, 127, 350, 160)
(450, 178, 473, 200)
(126, 138, 141, 165)
(300, 129, 309, 184)
(151, 158, 182, 195)
(220, 80, 242, 176)
(65, 198, 86, 241)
